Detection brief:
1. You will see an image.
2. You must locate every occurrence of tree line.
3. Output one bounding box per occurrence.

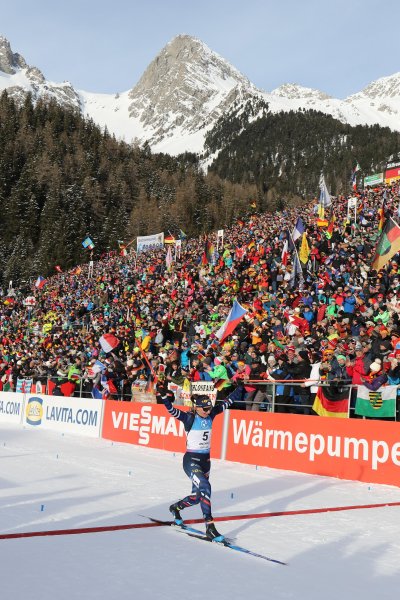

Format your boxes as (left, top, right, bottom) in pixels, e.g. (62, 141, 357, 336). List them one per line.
(205, 105, 400, 204)
(0, 92, 257, 285)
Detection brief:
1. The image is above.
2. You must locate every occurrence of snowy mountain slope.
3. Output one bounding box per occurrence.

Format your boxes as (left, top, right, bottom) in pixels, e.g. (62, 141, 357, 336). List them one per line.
(80, 34, 265, 154)
(1, 34, 400, 156)
(0, 36, 81, 110)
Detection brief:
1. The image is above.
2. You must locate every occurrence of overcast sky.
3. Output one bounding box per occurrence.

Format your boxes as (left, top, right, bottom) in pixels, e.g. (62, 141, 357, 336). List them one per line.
(2, 0, 399, 98)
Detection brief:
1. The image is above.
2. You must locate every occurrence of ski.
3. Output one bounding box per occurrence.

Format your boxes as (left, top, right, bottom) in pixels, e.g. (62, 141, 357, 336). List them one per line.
(142, 515, 207, 537)
(177, 529, 287, 565)
(142, 516, 287, 565)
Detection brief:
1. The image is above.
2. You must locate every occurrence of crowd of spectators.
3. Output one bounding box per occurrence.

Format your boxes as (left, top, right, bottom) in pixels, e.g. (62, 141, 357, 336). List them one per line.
(1, 181, 400, 418)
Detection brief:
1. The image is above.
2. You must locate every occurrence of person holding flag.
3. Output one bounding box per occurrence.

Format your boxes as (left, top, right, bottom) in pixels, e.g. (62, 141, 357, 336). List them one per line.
(351, 162, 361, 191)
(214, 299, 248, 343)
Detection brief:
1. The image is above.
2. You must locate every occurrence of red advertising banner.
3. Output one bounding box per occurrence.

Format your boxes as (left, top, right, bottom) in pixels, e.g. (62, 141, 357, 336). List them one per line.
(101, 404, 400, 487)
(102, 401, 224, 458)
(224, 411, 400, 487)
(385, 167, 400, 182)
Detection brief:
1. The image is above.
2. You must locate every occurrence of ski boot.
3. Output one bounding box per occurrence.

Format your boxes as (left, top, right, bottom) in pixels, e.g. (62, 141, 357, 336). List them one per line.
(169, 502, 184, 525)
(205, 519, 225, 543)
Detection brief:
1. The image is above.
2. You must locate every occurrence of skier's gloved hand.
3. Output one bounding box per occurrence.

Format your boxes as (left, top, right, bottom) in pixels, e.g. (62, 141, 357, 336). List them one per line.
(156, 379, 168, 395)
(163, 390, 175, 405)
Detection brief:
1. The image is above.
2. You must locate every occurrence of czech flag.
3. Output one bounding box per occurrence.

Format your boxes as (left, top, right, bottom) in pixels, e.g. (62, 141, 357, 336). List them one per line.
(99, 333, 120, 353)
(35, 275, 47, 289)
(215, 300, 248, 343)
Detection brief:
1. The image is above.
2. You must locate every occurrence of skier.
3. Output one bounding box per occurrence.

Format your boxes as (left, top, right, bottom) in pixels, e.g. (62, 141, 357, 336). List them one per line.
(156, 382, 241, 542)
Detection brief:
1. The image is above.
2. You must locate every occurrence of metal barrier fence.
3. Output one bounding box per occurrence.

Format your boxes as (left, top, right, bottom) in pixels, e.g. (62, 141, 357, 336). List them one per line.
(16, 377, 400, 421)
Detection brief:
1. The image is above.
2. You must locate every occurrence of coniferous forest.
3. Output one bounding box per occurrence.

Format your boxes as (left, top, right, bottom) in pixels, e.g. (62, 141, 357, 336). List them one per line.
(206, 105, 400, 198)
(1, 90, 400, 286)
(0, 92, 257, 285)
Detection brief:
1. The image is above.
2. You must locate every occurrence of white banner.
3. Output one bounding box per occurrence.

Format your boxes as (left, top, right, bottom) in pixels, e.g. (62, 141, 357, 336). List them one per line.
(136, 232, 164, 253)
(190, 381, 217, 402)
(347, 197, 357, 208)
(22, 394, 103, 437)
(0, 392, 24, 424)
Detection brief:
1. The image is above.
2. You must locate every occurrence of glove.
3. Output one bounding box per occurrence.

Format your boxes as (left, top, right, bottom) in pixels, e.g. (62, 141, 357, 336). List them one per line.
(156, 380, 168, 395)
(164, 390, 175, 404)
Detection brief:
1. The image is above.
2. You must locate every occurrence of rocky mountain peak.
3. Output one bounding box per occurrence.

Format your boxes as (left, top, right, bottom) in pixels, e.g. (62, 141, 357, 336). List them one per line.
(126, 34, 258, 144)
(347, 72, 400, 101)
(130, 34, 251, 96)
(0, 35, 28, 74)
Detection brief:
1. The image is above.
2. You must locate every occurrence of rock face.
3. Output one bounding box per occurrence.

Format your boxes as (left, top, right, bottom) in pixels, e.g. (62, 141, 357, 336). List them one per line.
(1, 33, 400, 155)
(126, 34, 262, 146)
(271, 83, 332, 101)
(0, 36, 28, 73)
(0, 36, 81, 110)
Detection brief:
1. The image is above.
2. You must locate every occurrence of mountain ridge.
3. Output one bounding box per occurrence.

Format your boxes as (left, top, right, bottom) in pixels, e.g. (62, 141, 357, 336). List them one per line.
(1, 34, 400, 155)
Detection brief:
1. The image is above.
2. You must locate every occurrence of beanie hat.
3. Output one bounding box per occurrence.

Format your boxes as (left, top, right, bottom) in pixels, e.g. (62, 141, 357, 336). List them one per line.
(214, 357, 222, 365)
(336, 354, 346, 361)
(370, 358, 382, 373)
(194, 395, 213, 410)
(298, 351, 309, 361)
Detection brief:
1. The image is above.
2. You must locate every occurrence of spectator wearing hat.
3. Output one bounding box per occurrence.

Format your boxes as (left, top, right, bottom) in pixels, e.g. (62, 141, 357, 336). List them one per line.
(370, 326, 392, 362)
(180, 341, 191, 371)
(328, 354, 352, 387)
(361, 358, 388, 391)
(373, 305, 390, 326)
(204, 356, 232, 399)
(346, 343, 369, 389)
(188, 357, 207, 382)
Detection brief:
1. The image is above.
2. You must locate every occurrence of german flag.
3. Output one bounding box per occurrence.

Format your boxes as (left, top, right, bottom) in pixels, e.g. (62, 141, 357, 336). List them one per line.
(312, 385, 350, 418)
(372, 217, 400, 271)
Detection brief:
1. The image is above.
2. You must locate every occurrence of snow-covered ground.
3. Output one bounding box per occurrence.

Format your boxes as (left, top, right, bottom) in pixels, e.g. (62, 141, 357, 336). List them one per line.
(0, 424, 399, 600)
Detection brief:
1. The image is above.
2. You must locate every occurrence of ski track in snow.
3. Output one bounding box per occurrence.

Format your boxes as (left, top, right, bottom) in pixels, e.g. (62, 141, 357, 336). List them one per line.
(0, 424, 400, 600)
